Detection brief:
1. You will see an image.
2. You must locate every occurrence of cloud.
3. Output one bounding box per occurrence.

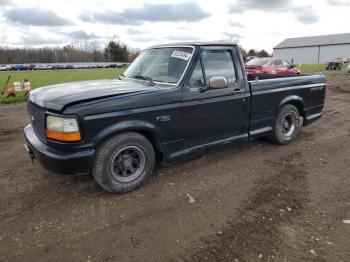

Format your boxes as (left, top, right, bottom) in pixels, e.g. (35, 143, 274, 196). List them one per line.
(3, 8, 73, 26)
(222, 32, 241, 42)
(130, 34, 201, 44)
(61, 30, 101, 39)
(130, 35, 159, 42)
(228, 0, 319, 25)
(20, 34, 65, 46)
(229, 0, 291, 13)
(327, 0, 349, 5)
(0, 0, 12, 6)
(16, 31, 105, 49)
(165, 35, 201, 41)
(292, 6, 319, 25)
(126, 28, 148, 35)
(80, 2, 210, 25)
(228, 21, 245, 28)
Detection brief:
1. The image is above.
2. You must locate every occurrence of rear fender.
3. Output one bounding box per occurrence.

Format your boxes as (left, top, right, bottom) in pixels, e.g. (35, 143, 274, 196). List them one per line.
(278, 95, 306, 118)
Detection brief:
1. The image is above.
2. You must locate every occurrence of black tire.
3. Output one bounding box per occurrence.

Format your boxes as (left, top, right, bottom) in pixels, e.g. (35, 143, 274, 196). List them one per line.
(269, 104, 302, 145)
(92, 132, 155, 193)
(7, 92, 16, 98)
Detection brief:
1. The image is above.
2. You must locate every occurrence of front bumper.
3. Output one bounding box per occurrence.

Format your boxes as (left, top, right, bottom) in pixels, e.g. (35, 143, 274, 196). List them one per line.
(24, 124, 95, 175)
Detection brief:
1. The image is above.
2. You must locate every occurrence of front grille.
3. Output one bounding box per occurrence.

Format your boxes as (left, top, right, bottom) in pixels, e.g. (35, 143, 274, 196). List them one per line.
(28, 101, 46, 141)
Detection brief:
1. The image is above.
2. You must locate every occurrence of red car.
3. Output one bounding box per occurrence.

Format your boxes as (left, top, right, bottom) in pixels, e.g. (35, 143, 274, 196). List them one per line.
(245, 57, 300, 75)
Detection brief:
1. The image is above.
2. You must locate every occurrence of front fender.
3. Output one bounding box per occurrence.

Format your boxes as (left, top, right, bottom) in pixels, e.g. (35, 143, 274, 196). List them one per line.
(93, 120, 162, 146)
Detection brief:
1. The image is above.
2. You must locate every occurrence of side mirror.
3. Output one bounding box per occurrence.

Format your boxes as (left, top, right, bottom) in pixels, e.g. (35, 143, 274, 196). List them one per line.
(209, 76, 228, 89)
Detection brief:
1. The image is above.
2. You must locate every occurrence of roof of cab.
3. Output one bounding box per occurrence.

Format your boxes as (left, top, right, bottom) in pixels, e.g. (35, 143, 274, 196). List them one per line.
(150, 41, 238, 48)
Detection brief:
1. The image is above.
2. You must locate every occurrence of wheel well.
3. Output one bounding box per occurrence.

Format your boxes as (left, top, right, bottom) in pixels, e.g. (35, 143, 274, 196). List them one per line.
(135, 129, 163, 162)
(96, 129, 164, 163)
(283, 100, 305, 119)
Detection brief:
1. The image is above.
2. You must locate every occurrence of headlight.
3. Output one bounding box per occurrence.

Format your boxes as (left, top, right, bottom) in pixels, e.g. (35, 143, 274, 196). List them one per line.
(46, 115, 81, 142)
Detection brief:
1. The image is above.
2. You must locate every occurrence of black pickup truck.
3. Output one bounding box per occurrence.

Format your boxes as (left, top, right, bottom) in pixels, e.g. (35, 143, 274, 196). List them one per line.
(24, 42, 326, 193)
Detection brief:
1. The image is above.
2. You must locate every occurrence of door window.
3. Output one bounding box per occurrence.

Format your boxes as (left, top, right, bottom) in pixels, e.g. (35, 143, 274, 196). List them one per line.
(188, 60, 205, 88)
(201, 50, 236, 88)
(273, 59, 284, 68)
(281, 59, 292, 68)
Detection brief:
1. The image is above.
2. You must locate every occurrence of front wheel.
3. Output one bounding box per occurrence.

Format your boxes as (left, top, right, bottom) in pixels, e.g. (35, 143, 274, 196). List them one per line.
(92, 132, 155, 193)
(269, 104, 302, 145)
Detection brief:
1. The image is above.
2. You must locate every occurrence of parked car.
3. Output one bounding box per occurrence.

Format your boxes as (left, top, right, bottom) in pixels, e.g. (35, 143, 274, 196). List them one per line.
(28, 64, 36, 70)
(70, 64, 81, 69)
(64, 65, 74, 69)
(35, 64, 49, 70)
(245, 57, 300, 75)
(109, 63, 119, 68)
(24, 42, 326, 193)
(11, 64, 29, 71)
(0, 64, 11, 71)
(246, 56, 258, 62)
(52, 64, 65, 70)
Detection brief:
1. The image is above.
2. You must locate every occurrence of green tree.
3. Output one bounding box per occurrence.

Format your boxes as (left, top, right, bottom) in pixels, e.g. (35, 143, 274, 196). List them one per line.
(248, 49, 257, 57)
(104, 41, 129, 62)
(258, 49, 270, 57)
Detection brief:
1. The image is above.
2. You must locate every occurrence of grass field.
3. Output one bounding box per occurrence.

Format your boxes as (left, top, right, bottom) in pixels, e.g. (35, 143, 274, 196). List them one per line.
(0, 67, 127, 103)
(297, 64, 325, 72)
(297, 63, 348, 73)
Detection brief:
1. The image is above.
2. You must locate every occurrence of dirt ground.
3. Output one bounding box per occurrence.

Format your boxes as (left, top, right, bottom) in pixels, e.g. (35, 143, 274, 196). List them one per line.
(0, 71, 349, 262)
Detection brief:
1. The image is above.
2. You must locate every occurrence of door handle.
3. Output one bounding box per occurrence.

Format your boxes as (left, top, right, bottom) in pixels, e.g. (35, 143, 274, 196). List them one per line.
(233, 89, 245, 95)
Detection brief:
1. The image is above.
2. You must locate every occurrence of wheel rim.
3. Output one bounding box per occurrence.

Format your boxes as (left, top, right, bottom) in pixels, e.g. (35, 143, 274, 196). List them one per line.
(281, 112, 297, 138)
(110, 146, 145, 182)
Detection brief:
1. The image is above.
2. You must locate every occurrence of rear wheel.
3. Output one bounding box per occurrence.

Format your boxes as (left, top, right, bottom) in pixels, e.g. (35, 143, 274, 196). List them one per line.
(92, 132, 155, 193)
(269, 104, 302, 145)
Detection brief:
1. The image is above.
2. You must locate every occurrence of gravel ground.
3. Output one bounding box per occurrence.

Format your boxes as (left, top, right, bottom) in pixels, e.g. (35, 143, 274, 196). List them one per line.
(0, 70, 349, 262)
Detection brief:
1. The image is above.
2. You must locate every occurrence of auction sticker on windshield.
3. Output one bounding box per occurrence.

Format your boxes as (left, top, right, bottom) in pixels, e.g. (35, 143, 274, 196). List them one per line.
(171, 50, 192, 60)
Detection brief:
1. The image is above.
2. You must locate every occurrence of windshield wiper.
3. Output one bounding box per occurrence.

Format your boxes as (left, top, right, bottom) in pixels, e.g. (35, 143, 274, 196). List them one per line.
(132, 75, 155, 85)
(118, 73, 126, 80)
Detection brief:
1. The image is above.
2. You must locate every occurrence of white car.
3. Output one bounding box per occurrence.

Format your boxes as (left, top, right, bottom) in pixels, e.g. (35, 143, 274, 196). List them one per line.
(0, 64, 10, 71)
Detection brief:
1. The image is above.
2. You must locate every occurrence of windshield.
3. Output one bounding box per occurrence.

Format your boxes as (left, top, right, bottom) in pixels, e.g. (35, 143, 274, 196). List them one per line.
(246, 58, 270, 67)
(124, 47, 193, 84)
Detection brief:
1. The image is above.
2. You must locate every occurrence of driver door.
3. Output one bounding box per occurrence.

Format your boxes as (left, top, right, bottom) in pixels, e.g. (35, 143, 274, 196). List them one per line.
(181, 47, 250, 148)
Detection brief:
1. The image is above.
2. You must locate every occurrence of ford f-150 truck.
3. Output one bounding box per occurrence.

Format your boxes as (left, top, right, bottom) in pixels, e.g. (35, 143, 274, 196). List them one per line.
(24, 42, 326, 193)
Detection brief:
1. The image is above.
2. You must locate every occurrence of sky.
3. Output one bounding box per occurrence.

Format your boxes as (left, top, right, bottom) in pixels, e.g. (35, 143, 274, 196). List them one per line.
(0, 0, 349, 53)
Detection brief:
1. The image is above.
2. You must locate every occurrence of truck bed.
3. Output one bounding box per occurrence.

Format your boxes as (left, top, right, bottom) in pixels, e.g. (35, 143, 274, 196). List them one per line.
(248, 73, 326, 139)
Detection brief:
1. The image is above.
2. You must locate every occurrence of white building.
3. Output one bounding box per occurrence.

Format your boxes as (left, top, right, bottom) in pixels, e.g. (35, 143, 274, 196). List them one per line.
(273, 33, 350, 64)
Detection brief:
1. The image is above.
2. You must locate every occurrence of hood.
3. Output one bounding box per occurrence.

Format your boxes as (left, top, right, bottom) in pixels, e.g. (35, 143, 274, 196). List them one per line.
(29, 79, 158, 111)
